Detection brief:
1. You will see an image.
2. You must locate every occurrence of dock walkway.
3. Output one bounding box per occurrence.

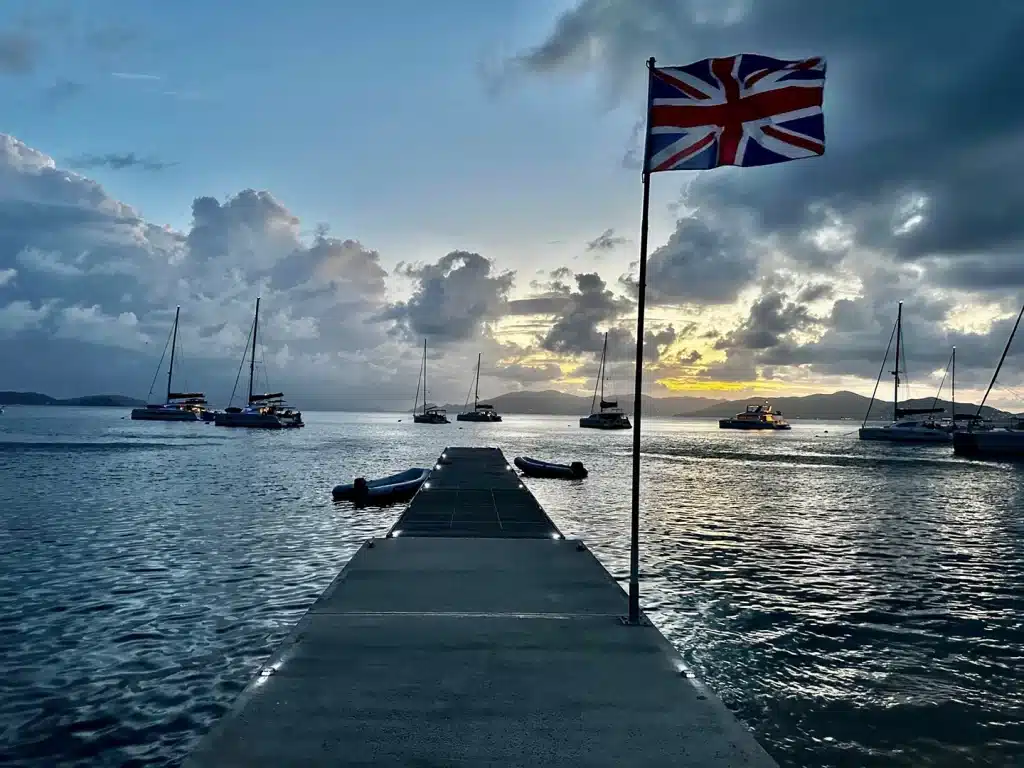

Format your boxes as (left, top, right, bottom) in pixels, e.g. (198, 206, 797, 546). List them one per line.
(186, 447, 777, 767)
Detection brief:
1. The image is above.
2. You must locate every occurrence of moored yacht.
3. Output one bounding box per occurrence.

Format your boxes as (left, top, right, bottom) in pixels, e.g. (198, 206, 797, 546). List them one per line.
(580, 332, 631, 430)
(719, 402, 791, 430)
(954, 303, 1024, 458)
(456, 353, 502, 422)
(131, 306, 208, 422)
(858, 301, 952, 444)
(214, 298, 303, 429)
(411, 339, 450, 424)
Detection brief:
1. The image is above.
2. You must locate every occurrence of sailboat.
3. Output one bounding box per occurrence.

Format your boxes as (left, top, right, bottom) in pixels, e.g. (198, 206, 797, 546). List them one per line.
(580, 332, 631, 430)
(131, 306, 210, 422)
(456, 353, 502, 422)
(214, 297, 304, 429)
(858, 301, 951, 443)
(412, 339, 449, 424)
(953, 302, 1024, 458)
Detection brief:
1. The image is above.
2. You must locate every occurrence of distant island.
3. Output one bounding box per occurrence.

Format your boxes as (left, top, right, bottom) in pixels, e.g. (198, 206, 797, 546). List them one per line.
(0, 391, 146, 407)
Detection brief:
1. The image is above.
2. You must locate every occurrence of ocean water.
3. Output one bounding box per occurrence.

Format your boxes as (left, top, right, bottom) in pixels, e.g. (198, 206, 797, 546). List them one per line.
(0, 407, 1022, 767)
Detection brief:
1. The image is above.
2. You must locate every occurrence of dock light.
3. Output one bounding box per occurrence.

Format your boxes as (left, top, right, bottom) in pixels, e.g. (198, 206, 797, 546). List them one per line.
(518, 483, 524, 489)
(441, 453, 447, 459)
(506, 465, 513, 471)
(435, 464, 442, 470)
(423, 482, 431, 489)
(550, 532, 561, 540)
(391, 530, 402, 537)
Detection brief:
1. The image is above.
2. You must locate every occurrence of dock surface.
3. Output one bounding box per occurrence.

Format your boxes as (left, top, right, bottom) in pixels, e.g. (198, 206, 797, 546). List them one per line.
(186, 447, 777, 767)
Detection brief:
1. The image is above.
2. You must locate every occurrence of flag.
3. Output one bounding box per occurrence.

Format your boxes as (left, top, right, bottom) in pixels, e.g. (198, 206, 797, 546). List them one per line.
(645, 54, 826, 173)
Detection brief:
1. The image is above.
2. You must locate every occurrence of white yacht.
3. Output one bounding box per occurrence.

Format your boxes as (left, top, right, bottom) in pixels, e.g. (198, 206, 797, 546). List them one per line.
(131, 306, 210, 422)
(411, 339, 449, 425)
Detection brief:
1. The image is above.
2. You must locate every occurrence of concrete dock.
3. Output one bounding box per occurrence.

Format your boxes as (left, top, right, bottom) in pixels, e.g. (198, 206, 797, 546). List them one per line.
(186, 447, 777, 767)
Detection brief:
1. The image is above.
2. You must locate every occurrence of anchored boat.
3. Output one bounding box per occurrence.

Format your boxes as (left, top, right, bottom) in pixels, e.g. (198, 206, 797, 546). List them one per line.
(954, 302, 1024, 458)
(456, 353, 502, 422)
(580, 332, 631, 430)
(131, 306, 211, 422)
(513, 456, 588, 479)
(332, 467, 429, 504)
(718, 402, 791, 430)
(412, 339, 449, 424)
(858, 302, 951, 443)
(215, 297, 303, 429)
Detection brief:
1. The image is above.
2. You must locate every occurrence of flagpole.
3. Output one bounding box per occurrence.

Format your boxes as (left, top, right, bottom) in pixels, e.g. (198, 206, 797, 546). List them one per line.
(626, 56, 656, 626)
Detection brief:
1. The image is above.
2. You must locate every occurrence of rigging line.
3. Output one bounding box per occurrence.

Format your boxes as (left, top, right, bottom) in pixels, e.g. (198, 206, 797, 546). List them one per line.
(146, 323, 174, 402)
(898, 321, 912, 402)
(930, 349, 954, 413)
(412, 352, 424, 413)
(228, 312, 256, 407)
(862, 318, 898, 427)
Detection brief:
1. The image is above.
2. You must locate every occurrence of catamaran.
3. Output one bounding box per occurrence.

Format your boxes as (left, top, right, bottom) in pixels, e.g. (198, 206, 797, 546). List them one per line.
(580, 332, 631, 430)
(131, 306, 211, 422)
(859, 301, 951, 443)
(412, 339, 449, 424)
(456, 353, 502, 422)
(214, 297, 303, 429)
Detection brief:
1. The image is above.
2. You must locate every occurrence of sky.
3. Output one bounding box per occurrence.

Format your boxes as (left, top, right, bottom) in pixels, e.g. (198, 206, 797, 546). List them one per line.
(2, 0, 1024, 411)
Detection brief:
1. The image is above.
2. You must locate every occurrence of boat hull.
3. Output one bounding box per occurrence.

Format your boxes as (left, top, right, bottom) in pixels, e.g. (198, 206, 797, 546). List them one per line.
(953, 429, 1024, 457)
(413, 413, 449, 424)
(859, 426, 951, 443)
(456, 411, 502, 422)
(214, 411, 284, 429)
(513, 456, 587, 479)
(719, 419, 790, 430)
(579, 414, 631, 429)
(131, 407, 198, 422)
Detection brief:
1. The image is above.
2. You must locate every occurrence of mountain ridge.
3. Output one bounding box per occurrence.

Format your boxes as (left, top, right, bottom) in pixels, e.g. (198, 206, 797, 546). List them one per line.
(0, 391, 146, 407)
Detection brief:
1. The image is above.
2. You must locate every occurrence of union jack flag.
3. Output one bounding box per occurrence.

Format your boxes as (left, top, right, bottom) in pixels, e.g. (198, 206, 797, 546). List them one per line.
(645, 54, 826, 173)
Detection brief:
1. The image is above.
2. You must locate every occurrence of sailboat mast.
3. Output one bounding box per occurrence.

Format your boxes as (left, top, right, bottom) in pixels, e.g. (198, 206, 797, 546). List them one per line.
(893, 301, 902, 419)
(600, 332, 608, 403)
(474, 353, 481, 409)
(422, 338, 428, 414)
(951, 346, 956, 419)
(248, 297, 260, 403)
(166, 306, 180, 403)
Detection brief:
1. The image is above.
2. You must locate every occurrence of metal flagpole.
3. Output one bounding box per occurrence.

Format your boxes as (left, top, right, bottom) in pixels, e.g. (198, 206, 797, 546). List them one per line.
(626, 56, 656, 626)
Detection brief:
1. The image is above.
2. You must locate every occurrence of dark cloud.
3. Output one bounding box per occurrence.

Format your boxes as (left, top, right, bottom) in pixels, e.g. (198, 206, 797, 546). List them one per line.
(492, 361, 563, 384)
(68, 152, 176, 172)
(623, 211, 759, 305)
(380, 251, 514, 343)
(540, 272, 634, 357)
(0, 31, 37, 74)
(715, 291, 816, 351)
(586, 227, 628, 252)
(796, 282, 834, 303)
(513, 0, 1024, 283)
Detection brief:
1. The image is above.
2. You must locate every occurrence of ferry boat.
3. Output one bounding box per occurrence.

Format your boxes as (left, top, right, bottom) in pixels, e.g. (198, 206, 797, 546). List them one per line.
(719, 402, 791, 430)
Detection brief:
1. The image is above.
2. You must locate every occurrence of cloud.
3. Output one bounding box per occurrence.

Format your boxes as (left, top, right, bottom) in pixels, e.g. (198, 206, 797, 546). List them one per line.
(67, 152, 177, 172)
(586, 227, 628, 252)
(379, 251, 514, 343)
(623, 208, 760, 305)
(0, 31, 37, 74)
(0, 133, 418, 407)
(539, 272, 635, 357)
(715, 291, 816, 352)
